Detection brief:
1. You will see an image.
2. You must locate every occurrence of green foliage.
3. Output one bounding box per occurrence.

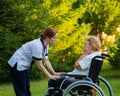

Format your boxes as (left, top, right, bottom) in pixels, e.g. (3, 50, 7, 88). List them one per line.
(0, 0, 120, 82)
(78, 0, 120, 35)
(30, 64, 45, 80)
(49, 0, 91, 62)
(0, 26, 22, 83)
(49, 51, 80, 72)
(108, 37, 120, 68)
(0, 0, 28, 83)
(0, 0, 49, 82)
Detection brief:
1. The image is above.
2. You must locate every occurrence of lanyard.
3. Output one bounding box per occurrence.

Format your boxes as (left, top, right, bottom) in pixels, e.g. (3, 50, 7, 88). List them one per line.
(40, 38, 46, 56)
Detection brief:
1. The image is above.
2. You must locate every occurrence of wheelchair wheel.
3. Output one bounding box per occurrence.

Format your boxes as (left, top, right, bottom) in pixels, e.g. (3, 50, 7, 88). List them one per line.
(63, 80, 105, 96)
(98, 76, 113, 96)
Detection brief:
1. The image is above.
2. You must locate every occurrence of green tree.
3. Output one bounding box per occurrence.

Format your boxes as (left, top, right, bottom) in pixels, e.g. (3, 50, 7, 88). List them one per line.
(46, 0, 91, 71)
(0, 0, 26, 82)
(72, 0, 120, 68)
(78, 0, 120, 36)
(108, 37, 120, 67)
(1, 0, 120, 82)
(0, 0, 52, 82)
(48, 0, 120, 70)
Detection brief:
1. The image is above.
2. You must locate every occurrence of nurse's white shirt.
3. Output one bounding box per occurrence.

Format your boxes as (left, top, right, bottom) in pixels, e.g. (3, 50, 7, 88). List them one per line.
(8, 38, 48, 71)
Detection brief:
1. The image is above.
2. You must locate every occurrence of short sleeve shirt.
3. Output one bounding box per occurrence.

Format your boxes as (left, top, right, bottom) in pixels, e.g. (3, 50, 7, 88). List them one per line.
(8, 38, 48, 71)
(72, 52, 100, 75)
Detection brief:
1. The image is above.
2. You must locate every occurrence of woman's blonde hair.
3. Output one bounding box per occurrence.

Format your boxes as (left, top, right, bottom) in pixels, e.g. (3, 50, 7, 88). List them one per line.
(86, 36, 101, 51)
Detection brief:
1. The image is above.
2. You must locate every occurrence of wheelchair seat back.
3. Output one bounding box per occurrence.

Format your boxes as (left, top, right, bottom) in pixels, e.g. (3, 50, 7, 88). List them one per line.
(88, 55, 105, 83)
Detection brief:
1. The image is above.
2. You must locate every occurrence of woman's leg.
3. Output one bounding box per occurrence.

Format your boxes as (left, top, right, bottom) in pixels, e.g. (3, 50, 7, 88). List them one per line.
(48, 77, 66, 88)
(48, 77, 66, 96)
(25, 67, 31, 96)
(10, 64, 31, 96)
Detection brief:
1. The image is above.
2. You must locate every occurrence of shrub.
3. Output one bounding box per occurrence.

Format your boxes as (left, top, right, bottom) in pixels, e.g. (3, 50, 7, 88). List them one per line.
(108, 37, 120, 68)
(49, 51, 80, 72)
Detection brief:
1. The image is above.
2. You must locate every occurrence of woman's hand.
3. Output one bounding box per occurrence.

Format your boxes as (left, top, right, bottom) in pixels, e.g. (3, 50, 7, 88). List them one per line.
(74, 62, 81, 70)
(54, 72, 65, 76)
(49, 75, 61, 80)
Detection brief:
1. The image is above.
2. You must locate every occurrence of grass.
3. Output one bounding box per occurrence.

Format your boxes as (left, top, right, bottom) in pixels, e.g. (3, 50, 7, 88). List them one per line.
(0, 79, 48, 96)
(99, 60, 120, 96)
(0, 61, 120, 96)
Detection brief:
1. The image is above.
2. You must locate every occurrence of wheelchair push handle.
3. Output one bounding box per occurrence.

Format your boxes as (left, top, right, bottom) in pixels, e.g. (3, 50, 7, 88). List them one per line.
(101, 53, 110, 57)
(93, 55, 105, 59)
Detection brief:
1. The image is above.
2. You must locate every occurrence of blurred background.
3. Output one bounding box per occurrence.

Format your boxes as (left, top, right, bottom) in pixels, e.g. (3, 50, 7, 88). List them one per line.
(0, 0, 120, 87)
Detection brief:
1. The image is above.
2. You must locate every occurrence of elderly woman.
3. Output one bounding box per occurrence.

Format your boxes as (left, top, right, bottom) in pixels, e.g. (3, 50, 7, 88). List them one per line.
(48, 36, 101, 96)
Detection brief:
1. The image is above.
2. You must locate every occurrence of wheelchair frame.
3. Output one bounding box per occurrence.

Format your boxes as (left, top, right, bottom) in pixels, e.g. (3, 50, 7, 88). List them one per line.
(44, 54, 113, 96)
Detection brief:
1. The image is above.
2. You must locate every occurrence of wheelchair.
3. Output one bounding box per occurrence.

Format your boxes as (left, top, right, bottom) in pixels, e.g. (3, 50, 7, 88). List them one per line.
(44, 54, 113, 96)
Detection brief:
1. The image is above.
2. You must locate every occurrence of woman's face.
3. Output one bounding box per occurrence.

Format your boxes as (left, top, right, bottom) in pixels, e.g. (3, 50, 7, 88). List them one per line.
(47, 33, 57, 44)
(84, 40, 92, 51)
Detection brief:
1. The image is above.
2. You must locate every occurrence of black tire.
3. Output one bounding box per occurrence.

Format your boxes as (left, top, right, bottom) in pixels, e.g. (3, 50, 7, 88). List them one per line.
(63, 80, 105, 96)
(99, 76, 113, 96)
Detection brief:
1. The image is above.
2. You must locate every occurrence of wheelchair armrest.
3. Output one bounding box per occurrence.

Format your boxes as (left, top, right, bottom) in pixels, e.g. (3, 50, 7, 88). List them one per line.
(62, 73, 87, 79)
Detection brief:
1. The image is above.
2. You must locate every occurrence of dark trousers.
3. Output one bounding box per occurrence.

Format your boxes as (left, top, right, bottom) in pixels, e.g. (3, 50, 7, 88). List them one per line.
(48, 77, 75, 89)
(48, 77, 65, 88)
(48, 77, 65, 96)
(48, 77, 75, 96)
(9, 64, 31, 96)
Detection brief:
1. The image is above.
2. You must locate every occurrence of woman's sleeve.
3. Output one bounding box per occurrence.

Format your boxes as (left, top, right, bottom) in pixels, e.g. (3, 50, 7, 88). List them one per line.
(79, 56, 92, 70)
(32, 45, 43, 61)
